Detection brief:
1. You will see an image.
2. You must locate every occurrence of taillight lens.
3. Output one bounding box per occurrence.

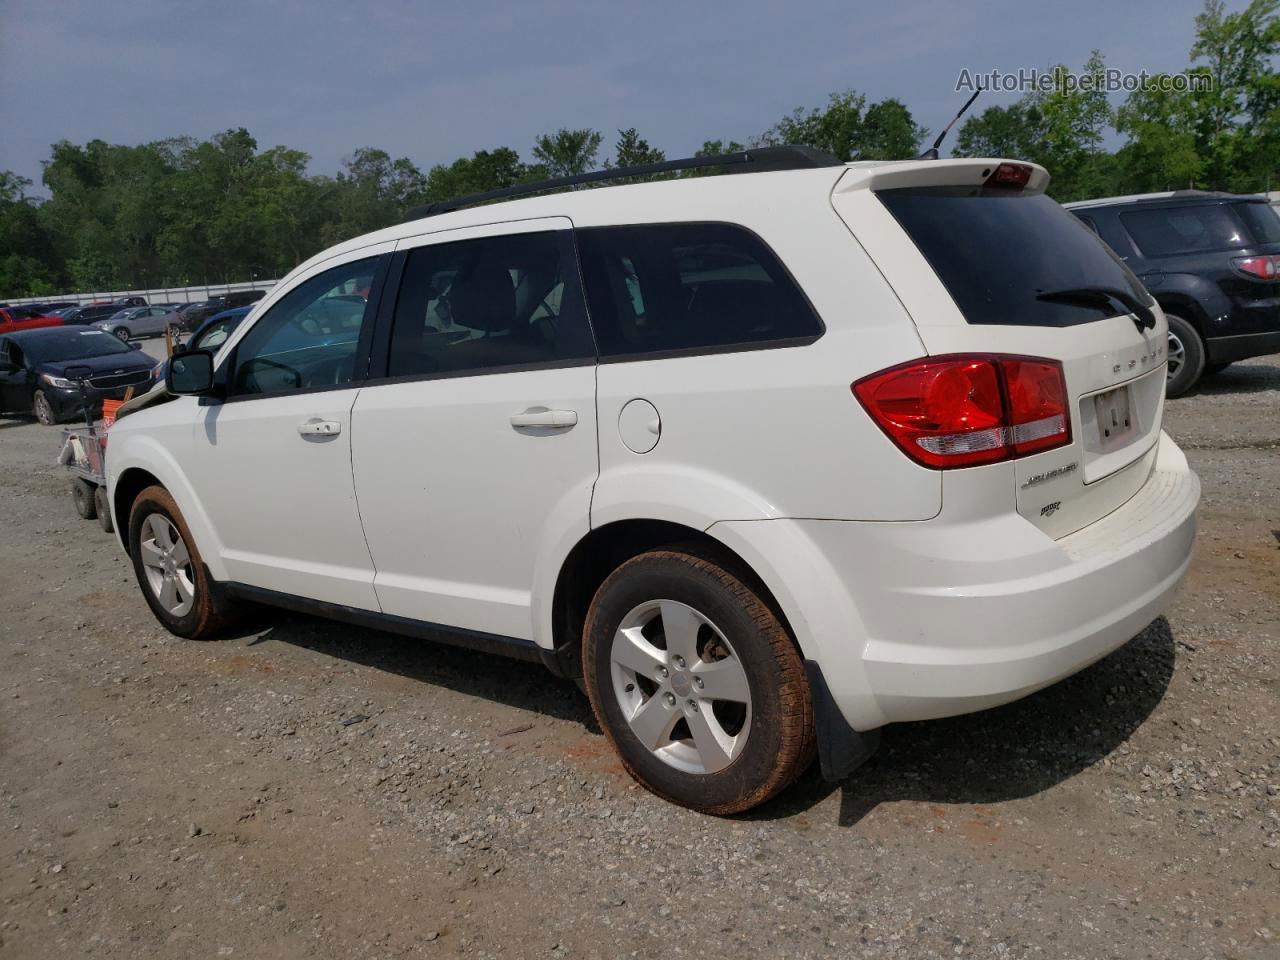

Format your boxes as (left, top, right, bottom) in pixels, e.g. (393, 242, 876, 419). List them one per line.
(1230, 255, 1279, 281)
(984, 162, 1033, 190)
(853, 354, 1071, 469)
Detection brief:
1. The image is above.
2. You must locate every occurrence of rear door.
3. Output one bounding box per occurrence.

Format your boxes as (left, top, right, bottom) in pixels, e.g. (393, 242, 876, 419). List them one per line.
(833, 161, 1167, 538)
(349, 218, 599, 641)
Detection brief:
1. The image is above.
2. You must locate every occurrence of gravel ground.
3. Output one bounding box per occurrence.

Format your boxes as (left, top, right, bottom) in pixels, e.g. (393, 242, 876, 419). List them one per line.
(1, 353, 1277, 960)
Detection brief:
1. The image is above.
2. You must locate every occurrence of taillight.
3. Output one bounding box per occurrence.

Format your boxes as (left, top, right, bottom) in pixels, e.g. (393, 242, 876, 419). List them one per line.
(1230, 255, 1279, 281)
(853, 354, 1071, 469)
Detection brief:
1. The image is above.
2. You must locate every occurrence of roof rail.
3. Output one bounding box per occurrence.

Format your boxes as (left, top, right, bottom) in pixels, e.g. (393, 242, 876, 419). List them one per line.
(402, 145, 843, 222)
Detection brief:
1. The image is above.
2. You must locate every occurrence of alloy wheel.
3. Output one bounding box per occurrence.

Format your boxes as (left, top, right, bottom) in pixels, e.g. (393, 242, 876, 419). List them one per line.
(1167, 330, 1185, 381)
(138, 514, 196, 617)
(609, 599, 752, 775)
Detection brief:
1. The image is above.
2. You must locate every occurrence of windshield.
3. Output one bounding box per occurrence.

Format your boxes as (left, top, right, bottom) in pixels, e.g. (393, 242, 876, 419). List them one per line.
(877, 187, 1151, 327)
(23, 329, 136, 362)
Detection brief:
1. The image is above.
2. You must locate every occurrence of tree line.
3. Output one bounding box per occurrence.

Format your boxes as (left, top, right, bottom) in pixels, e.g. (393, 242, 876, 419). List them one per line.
(2, 0, 1275, 299)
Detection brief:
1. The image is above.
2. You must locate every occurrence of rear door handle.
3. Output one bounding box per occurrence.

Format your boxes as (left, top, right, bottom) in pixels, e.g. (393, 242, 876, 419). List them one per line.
(510, 408, 578, 429)
(298, 419, 341, 436)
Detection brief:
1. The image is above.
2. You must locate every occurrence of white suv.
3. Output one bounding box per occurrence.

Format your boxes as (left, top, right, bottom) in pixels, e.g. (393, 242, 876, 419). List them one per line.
(106, 148, 1199, 814)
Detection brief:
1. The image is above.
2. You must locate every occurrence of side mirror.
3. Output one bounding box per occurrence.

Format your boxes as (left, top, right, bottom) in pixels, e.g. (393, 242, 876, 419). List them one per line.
(129, 341, 143, 351)
(167, 350, 215, 395)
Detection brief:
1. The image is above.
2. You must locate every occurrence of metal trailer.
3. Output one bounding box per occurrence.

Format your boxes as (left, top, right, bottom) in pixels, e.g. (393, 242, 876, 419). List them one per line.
(55, 369, 117, 533)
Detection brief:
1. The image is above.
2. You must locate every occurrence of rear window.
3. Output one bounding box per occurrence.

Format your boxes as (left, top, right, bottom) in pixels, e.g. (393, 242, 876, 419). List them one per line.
(878, 187, 1150, 327)
(577, 222, 823, 357)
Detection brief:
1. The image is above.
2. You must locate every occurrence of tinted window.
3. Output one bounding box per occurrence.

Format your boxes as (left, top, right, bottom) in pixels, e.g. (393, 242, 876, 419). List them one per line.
(577, 223, 821, 356)
(1120, 204, 1255, 256)
(387, 230, 593, 378)
(228, 257, 377, 397)
(879, 187, 1150, 327)
(1235, 201, 1280, 244)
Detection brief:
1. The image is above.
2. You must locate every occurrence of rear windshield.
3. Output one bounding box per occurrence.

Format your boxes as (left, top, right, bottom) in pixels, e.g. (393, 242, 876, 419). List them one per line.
(877, 187, 1150, 327)
(1121, 202, 1280, 256)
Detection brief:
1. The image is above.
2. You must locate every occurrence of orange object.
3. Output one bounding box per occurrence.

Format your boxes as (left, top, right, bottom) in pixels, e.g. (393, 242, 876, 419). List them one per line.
(101, 398, 123, 429)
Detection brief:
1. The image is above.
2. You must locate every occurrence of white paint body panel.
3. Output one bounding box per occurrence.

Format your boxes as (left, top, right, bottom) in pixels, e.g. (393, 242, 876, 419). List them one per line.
(106, 158, 1199, 736)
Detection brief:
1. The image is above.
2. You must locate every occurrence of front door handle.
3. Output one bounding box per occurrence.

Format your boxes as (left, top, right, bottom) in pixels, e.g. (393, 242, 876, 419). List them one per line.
(298, 418, 341, 437)
(510, 408, 578, 429)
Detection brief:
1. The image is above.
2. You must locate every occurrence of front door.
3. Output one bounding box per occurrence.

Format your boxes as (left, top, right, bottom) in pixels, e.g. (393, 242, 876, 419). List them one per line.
(187, 251, 389, 610)
(350, 219, 599, 640)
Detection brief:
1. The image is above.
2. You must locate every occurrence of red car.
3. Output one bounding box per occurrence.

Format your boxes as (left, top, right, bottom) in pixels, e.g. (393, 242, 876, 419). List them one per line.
(0, 307, 64, 335)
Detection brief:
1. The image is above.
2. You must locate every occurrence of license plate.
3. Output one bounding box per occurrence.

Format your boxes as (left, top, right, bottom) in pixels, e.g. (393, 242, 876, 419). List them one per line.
(1093, 385, 1134, 451)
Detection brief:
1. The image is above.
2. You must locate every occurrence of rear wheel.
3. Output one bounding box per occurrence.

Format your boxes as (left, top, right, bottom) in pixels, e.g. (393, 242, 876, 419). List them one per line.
(71, 478, 97, 519)
(94, 486, 113, 533)
(1164, 313, 1205, 398)
(582, 548, 815, 814)
(33, 390, 55, 425)
(112, 326, 130, 342)
(128, 485, 239, 639)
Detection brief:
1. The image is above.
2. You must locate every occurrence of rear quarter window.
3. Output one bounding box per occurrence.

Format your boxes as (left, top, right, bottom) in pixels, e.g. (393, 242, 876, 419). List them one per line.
(576, 222, 823, 357)
(1120, 204, 1254, 256)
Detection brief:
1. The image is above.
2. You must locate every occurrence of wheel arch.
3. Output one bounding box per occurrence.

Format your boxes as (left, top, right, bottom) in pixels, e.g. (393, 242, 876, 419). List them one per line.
(542, 519, 797, 682)
(111, 466, 161, 552)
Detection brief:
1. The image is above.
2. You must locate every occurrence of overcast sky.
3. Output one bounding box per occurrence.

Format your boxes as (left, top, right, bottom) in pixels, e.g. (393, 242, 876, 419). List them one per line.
(1, 0, 1210, 192)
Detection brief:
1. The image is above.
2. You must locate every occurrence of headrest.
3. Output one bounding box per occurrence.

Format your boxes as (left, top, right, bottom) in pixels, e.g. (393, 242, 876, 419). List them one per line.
(448, 262, 516, 334)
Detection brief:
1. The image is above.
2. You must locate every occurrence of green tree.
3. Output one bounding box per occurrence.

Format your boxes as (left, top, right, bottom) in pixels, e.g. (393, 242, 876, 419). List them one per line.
(532, 128, 603, 178)
(609, 128, 665, 168)
(760, 91, 925, 160)
(422, 147, 539, 202)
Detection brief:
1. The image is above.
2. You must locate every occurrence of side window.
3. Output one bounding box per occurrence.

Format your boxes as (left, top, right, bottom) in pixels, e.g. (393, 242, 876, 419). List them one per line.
(227, 257, 378, 397)
(386, 230, 594, 378)
(576, 222, 823, 357)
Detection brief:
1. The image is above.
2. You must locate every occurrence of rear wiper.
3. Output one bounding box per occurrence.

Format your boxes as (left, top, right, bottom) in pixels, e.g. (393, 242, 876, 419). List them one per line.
(1035, 286, 1156, 331)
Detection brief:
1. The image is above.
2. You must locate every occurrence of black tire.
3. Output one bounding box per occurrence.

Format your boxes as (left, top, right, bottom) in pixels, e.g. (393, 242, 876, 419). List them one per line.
(1164, 313, 1205, 398)
(71, 478, 97, 519)
(127, 485, 240, 639)
(1203, 362, 1232, 377)
(582, 548, 815, 815)
(94, 486, 113, 533)
(33, 390, 56, 425)
(112, 326, 130, 342)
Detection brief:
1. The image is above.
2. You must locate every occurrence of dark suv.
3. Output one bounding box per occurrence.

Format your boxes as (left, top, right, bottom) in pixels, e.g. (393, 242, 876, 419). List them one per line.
(180, 289, 267, 330)
(1066, 191, 1280, 396)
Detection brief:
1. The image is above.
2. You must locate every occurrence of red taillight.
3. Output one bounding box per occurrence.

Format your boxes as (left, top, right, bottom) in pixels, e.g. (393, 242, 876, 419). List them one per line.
(1230, 255, 1279, 281)
(853, 354, 1071, 469)
(984, 162, 1033, 190)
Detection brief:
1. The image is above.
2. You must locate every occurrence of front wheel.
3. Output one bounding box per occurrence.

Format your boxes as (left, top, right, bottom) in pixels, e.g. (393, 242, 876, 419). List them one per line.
(583, 548, 815, 814)
(1164, 313, 1205, 398)
(128, 485, 240, 639)
(33, 390, 56, 425)
(112, 326, 130, 342)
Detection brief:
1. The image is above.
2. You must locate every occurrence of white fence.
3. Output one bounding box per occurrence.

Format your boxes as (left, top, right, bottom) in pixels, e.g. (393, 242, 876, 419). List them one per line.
(4, 278, 280, 307)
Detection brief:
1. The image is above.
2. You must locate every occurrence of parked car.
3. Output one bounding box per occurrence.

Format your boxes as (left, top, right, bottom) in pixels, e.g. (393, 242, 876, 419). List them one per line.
(111, 296, 148, 307)
(0, 327, 158, 424)
(1065, 190, 1280, 395)
(0, 306, 63, 335)
(106, 150, 1199, 814)
(92, 305, 180, 341)
(180, 290, 267, 330)
(74, 303, 128, 326)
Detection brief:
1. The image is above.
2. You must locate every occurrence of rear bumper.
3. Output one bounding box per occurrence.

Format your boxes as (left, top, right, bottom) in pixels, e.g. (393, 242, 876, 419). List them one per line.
(711, 432, 1199, 731)
(1206, 330, 1280, 364)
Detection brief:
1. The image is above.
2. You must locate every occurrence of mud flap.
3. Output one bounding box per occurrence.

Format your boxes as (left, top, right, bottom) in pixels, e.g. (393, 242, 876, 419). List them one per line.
(804, 659, 880, 781)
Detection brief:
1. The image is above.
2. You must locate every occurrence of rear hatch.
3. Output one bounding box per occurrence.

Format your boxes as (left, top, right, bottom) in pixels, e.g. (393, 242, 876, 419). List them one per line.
(832, 159, 1166, 538)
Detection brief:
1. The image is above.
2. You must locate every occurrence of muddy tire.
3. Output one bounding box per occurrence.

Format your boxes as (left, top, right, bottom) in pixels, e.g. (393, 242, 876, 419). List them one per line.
(71, 478, 97, 519)
(582, 548, 815, 815)
(95, 486, 113, 533)
(128, 485, 239, 640)
(1165, 313, 1205, 398)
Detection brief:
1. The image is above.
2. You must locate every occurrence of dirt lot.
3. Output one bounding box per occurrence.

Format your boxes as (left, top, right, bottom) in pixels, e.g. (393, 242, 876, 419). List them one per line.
(1, 356, 1277, 960)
